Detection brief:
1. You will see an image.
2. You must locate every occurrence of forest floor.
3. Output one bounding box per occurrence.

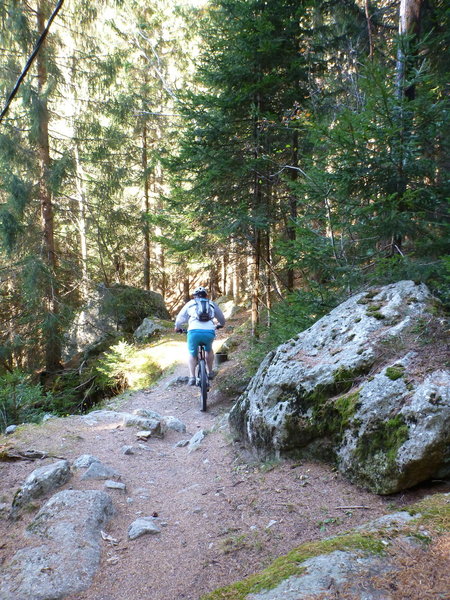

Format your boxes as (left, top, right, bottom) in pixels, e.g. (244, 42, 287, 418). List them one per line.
(0, 325, 449, 600)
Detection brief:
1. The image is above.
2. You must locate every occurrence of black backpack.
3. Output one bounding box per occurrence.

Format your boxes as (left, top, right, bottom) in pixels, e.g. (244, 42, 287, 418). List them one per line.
(195, 298, 214, 322)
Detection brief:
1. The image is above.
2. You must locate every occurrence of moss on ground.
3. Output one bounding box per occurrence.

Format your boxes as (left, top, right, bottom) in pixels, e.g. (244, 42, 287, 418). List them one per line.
(406, 494, 450, 533)
(200, 494, 450, 600)
(385, 365, 405, 381)
(200, 533, 386, 600)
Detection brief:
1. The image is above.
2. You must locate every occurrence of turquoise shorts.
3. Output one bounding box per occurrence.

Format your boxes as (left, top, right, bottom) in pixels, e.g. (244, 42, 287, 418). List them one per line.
(187, 329, 215, 357)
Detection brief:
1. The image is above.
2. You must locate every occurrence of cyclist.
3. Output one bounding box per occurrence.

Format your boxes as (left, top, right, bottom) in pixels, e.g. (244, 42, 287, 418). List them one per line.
(174, 286, 225, 386)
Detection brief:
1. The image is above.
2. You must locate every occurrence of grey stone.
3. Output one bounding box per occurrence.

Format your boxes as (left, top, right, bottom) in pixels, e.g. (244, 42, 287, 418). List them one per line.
(122, 445, 135, 455)
(338, 368, 450, 493)
(0, 490, 113, 600)
(165, 375, 189, 388)
(41, 413, 56, 423)
(5, 425, 17, 434)
(247, 550, 393, 600)
(164, 415, 187, 433)
(12, 460, 71, 513)
(124, 415, 165, 437)
(80, 462, 120, 481)
(136, 430, 152, 440)
(134, 408, 163, 420)
(133, 317, 165, 340)
(229, 281, 449, 494)
(175, 440, 190, 447)
(128, 517, 161, 540)
(217, 298, 243, 319)
(104, 480, 126, 491)
(188, 429, 207, 453)
(81, 410, 128, 425)
(73, 454, 101, 468)
(357, 511, 419, 533)
(81, 409, 165, 437)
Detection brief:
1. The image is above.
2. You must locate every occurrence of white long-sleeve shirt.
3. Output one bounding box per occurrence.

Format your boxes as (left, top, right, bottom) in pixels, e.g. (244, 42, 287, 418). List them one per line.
(175, 299, 225, 331)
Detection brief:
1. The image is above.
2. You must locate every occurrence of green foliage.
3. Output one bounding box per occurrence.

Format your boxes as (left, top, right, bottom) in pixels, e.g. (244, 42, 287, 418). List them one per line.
(95, 341, 137, 391)
(95, 340, 162, 392)
(0, 371, 53, 431)
(278, 48, 449, 297)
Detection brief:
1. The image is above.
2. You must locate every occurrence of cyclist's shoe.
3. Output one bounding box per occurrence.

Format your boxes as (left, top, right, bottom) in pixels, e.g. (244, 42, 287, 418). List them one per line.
(208, 370, 217, 380)
(188, 377, 196, 386)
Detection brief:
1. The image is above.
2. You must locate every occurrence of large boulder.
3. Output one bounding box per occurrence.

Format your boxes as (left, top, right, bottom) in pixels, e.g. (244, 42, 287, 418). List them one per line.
(64, 284, 170, 358)
(0, 490, 113, 600)
(133, 317, 166, 341)
(229, 281, 449, 494)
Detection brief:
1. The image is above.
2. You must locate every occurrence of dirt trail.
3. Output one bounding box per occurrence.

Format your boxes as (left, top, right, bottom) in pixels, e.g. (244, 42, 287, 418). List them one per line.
(0, 351, 440, 600)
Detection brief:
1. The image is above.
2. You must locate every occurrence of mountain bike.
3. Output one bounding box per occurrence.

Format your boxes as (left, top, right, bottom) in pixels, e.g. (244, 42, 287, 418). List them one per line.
(196, 341, 209, 412)
(177, 326, 223, 412)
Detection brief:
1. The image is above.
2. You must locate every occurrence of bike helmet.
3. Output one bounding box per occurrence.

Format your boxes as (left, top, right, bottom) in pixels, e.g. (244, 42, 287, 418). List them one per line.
(193, 286, 208, 298)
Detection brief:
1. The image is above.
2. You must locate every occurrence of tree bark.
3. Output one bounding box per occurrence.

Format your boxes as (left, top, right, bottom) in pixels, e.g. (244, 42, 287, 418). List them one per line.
(286, 129, 298, 291)
(251, 233, 261, 338)
(74, 144, 89, 301)
(396, 0, 423, 101)
(365, 0, 374, 60)
(142, 124, 151, 290)
(37, 1, 61, 372)
(393, 0, 423, 253)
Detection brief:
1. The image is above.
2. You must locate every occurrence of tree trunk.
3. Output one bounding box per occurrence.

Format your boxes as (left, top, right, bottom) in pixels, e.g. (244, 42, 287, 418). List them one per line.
(183, 277, 190, 303)
(37, 2, 61, 372)
(393, 0, 423, 253)
(142, 124, 151, 290)
(365, 0, 374, 60)
(74, 144, 89, 301)
(396, 0, 423, 101)
(209, 266, 220, 299)
(286, 130, 299, 291)
(221, 251, 228, 297)
(251, 233, 261, 338)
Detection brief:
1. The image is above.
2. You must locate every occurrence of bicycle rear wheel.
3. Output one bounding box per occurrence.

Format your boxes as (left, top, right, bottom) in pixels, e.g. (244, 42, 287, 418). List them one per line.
(198, 358, 208, 412)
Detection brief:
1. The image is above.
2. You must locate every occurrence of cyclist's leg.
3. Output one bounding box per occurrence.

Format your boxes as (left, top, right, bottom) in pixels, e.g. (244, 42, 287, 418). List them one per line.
(205, 350, 214, 374)
(187, 354, 197, 378)
(186, 331, 199, 382)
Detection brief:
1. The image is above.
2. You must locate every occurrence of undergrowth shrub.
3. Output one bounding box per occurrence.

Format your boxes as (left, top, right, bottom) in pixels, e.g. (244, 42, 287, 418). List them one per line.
(0, 370, 53, 431)
(95, 340, 162, 392)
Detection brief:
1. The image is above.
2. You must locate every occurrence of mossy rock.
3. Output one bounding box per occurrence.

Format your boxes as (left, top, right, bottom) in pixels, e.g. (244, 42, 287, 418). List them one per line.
(200, 494, 449, 600)
(100, 284, 170, 332)
(385, 365, 405, 381)
(349, 415, 410, 494)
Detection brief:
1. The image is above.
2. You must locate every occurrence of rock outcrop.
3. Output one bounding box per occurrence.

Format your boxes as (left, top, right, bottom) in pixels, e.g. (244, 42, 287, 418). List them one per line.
(64, 284, 170, 358)
(0, 490, 113, 600)
(229, 281, 449, 494)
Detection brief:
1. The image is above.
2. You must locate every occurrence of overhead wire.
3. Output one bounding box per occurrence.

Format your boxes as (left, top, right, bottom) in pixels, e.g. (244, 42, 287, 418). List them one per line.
(0, 0, 65, 124)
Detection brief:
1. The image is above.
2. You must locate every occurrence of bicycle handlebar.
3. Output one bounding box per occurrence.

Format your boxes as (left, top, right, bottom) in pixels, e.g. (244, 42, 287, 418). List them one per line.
(176, 324, 223, 334)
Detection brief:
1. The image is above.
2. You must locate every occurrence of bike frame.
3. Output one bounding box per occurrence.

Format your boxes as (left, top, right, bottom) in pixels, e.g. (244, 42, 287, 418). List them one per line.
(197, 342, 209, 412)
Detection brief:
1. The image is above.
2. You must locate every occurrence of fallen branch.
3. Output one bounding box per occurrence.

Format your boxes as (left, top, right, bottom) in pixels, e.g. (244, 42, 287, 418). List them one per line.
(334, 505, 371, 510)
(0, 446, 64, 462)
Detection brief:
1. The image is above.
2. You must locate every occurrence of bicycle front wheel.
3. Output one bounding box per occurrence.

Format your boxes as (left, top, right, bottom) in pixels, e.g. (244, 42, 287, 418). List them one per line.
(198, 358, 208, 411)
